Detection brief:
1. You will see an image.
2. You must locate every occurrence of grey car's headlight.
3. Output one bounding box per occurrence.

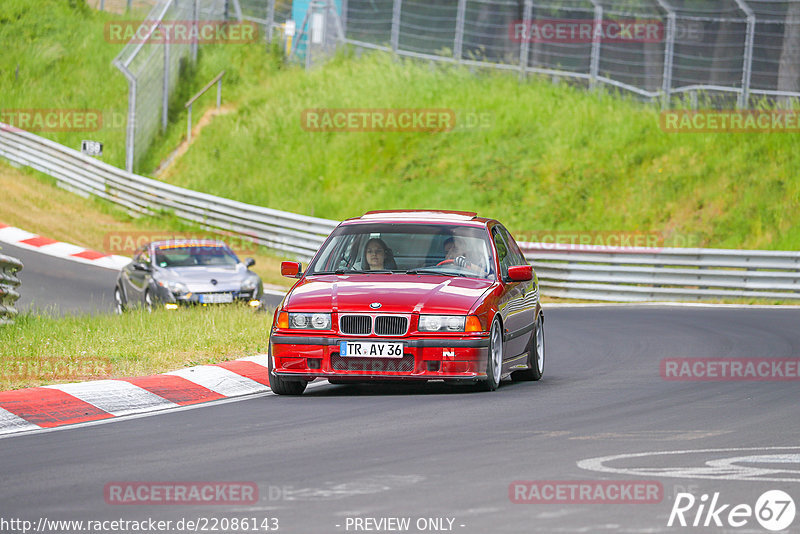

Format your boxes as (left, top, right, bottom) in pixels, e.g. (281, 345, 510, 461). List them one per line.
(241, 275, 260, 292)
(289, 312, 331, 330)
(158, 280, 190, 295)
(418, 315, 466, 332)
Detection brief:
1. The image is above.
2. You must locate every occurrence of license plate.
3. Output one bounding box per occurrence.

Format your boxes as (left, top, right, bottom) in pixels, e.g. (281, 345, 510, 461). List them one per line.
(200, 293, 233, 304)
(339, 341, 404, 358)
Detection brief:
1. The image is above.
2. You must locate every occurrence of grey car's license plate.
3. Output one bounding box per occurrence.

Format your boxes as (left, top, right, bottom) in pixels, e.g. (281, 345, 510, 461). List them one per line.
(200, 293, 233, 304)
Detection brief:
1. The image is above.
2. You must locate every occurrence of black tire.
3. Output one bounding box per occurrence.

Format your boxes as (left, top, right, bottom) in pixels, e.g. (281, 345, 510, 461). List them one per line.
(268, 346, 307, 395)
(477, 318, 503, 392)
(511, 312, 544, 381)
(114, 286, 125, 315)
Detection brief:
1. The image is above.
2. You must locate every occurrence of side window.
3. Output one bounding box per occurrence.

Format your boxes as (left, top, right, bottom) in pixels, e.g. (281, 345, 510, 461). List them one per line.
(492, 227, 513, 279)
(133, 246, 145, 264)
(140, 247, 151, 265)
(497, 225, 527, 267)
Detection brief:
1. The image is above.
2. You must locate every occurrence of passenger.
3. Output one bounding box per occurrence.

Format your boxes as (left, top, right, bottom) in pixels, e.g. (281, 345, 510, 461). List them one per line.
(363, 238, 397, 271)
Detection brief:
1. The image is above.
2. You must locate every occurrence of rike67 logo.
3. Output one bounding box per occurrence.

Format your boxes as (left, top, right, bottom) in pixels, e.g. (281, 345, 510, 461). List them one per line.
(668, 490, 795, 531)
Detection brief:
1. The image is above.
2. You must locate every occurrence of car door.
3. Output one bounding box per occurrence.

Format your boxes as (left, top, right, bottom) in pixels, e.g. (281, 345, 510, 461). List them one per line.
(126, 246, 151, 305)
(492, 225, 534, 365)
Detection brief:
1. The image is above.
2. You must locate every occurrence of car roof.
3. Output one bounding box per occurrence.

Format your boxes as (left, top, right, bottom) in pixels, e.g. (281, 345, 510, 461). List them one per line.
(345, 210, 492, 226)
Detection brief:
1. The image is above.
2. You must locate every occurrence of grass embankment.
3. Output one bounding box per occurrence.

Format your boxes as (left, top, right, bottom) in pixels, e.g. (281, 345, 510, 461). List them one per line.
(159, 52, 800, 250)
(0, 306, 271, 390)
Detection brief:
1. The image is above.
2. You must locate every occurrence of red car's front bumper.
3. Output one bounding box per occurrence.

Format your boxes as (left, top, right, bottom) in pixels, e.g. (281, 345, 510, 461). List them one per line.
(270, 334, 490, 381)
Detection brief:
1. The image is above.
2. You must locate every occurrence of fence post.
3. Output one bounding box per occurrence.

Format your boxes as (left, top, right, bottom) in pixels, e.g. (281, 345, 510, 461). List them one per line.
(340, 0, 348, 38)
(162, 23, 170, 133)
(454, 0, 467, 62)
(734, 0, 756, 108)
(192, 0, 199, 62)
(127, 0, 132, 12)
(656, 0, 676, 108)
(100, 0, 105, 11)
(519, 0, 533, 80)
(125, 77, 137, 172)
(266, 0, 276, 43)
(390, 0, 402, 52)
(589, 0, 602, 90)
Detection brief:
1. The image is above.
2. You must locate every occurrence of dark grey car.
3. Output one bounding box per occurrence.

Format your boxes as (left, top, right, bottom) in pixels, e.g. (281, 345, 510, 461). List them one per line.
(114, 240, 263, 313)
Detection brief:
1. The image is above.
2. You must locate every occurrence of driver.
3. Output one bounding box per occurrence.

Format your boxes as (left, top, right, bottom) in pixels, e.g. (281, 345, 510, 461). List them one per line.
(442, 237, 483, 274)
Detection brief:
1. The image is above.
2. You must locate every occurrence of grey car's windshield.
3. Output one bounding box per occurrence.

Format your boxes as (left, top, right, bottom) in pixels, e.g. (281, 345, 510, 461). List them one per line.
(307, 223, 495, 280)
(154, 245, 239, 268)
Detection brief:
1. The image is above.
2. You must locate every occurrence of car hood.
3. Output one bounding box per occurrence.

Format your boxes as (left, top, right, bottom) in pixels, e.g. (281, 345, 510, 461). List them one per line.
(285, 274, 494, 315)
(158, 264, 249, 292)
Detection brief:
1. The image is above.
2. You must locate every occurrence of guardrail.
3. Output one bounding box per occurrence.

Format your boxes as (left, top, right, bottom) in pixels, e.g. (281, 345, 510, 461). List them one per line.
(0, 252, 23, 325)
(521, 243, 800, 302)
(0, 123, 338, 260)
(2, 124, 799, 302)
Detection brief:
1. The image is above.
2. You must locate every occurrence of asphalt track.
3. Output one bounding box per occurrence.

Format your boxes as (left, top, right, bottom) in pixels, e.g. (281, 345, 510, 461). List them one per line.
(1, 304, 798, 533)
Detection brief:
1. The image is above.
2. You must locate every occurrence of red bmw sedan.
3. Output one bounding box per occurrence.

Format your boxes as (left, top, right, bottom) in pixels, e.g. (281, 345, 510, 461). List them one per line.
(268, 210, 544, 395)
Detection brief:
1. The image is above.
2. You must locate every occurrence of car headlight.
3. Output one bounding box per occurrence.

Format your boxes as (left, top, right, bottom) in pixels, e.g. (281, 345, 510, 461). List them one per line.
(419, 315, 466, 332)
(288, 312, 331, 330)
(158, 280, 190, 296)
(241, 275, 260, 292)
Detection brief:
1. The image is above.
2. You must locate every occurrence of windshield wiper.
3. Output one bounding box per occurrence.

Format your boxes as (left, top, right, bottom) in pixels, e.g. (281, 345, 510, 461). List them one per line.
(311, 269, 394, 275)
(406, 268, 471, 277)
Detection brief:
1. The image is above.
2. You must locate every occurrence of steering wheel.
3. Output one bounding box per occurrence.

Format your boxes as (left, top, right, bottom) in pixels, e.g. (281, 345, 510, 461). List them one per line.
(436, 259, 455, 266)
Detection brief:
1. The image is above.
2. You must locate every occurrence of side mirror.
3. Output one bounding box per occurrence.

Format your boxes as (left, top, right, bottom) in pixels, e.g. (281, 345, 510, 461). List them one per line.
(245, 258, 256, 268)
(507, 265, 533, 282)
(281, 261, 302, 278)
(133, 262, 152, 272)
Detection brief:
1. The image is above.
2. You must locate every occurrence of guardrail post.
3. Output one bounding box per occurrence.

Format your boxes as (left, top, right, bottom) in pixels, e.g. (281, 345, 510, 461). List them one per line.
(589, 0, 603, 90)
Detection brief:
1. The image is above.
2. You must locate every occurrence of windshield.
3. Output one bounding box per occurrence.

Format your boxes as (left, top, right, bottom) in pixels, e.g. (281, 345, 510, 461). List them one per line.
(154, 245, 239, 268)
(307, 223, 495, 280)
